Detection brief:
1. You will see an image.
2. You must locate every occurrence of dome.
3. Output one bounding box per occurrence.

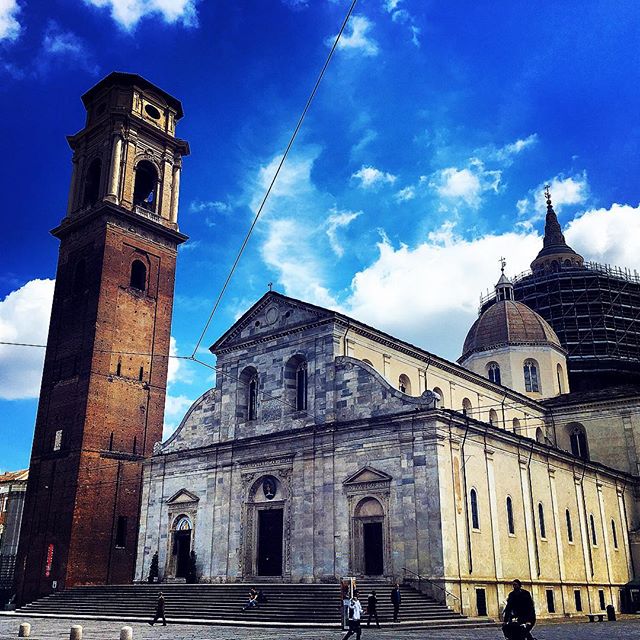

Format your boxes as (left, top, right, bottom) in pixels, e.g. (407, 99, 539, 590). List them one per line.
(460, 300, 562, 361)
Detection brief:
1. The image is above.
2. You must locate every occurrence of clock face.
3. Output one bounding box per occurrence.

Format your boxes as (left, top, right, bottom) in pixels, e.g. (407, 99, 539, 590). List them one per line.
(145, 104, 161, 120)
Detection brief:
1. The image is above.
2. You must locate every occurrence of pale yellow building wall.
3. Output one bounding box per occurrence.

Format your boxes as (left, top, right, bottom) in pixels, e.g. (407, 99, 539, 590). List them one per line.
(436, 419, 635, 619)
(343, 331, 547, 442)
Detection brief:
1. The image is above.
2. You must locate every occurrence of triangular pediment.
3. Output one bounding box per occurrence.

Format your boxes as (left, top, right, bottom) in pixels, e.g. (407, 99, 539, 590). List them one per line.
(343, 466, 393, 486)
(211, 292, 335, 352)
(166, 489, 199, 504)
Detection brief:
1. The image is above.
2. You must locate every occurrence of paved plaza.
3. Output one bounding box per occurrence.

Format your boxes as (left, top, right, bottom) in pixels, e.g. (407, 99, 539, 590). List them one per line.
(1, 617, 640, 640)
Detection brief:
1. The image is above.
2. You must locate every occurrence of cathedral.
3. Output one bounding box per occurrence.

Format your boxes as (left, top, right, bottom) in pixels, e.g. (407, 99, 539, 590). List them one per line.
(135, 197, 640, 619)
(16, 73, 640, 621)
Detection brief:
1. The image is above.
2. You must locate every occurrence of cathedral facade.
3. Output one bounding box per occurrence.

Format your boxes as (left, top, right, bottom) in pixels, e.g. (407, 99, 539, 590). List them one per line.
(136, 274, 640, 618)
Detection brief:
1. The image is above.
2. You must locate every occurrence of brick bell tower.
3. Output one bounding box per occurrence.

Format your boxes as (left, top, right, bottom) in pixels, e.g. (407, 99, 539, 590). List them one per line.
(15, 72, 189, 604)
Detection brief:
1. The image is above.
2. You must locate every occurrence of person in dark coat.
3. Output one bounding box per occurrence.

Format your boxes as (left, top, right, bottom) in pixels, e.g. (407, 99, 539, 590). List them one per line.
(391, 583, 401, 622)
(366, 590, 380, 628)
(149, 591, 166, 626)
(502, 580, 536, 640)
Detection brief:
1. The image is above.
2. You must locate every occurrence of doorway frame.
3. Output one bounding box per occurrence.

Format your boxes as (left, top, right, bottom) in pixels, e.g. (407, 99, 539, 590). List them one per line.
(349, 496, 390, 577)
(164, 489, 199, 580)
(240, 470, 292, 581)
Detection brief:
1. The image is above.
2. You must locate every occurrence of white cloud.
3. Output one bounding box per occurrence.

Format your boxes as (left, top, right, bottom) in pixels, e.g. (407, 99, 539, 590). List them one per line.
(495, 133, 538, 162)
(261, 218, 337, 307)
(328, 15, 378, 57)
(352, 165, 397, 189)
(383, 0, 420, 47)
(189, 200, 231, 214)
(40, 22, 99, 74)
(83, 0, 198, 31)
(0, 0, 21, 43)
(565, 203, 640, 270)
(429, 159, 501, 209)
(0, 279, 54, 400)
(394, 185, 416, 202)
(350, 128, 378, 160)
(517, 172, 589, 225)
(326, 207, 362, 257)
(163, 393, 193, 440)
(343, 226, 542, 360)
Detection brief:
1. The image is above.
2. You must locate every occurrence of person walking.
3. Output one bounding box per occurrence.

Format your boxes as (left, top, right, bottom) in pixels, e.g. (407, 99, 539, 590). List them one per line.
(502, 579, 536, 640)
(366, 590, 380, 628)
(341, 590, 363, 640)
(149, 591, 167, 626)
(391, 583, 401, 623)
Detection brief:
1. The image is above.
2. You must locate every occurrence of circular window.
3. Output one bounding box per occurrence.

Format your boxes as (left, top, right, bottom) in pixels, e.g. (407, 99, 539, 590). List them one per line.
(145, 104, 161, 120)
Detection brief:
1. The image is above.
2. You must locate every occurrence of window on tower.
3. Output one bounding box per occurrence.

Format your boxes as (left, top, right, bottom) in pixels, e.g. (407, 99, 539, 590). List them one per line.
(133, 160, 158, 211)
(130, 260, 147, 291)
(487, 362, 501, 385)
(83, 158, 102, 207)
(523, 360, 540, 392)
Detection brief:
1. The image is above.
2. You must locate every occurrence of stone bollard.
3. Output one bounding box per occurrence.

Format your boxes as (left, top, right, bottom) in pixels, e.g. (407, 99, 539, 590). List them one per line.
(18, 622, 31, 637)
(119, 626, 133, 640)
(69, 624, 83, 640)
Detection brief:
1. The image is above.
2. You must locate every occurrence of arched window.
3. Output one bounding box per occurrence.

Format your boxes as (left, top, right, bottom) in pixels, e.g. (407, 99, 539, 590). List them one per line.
(487, 362, 501, 385)
(470, 488, 479, 530)
(83, 157, 102, 207)
(433, 387, 444, 408)
(569, 424, 589, 461)
(512, 418, 520, 434)
(536, 427, 544, 443)
(239, 366, 259, 421)
(611, 519, 618, 549)
(557, 363, 564, 394)
(489, 409, 498, 426)
(174, 515, 192, 531)
(524, 360, 540, 392)
(538, 503, 546, 538)
(72, 259, 86, 295)
(285, 355, 308, 412)
(295, 361, 307, 411)
(566, 510, 573, 542)
(133, 160, 158, 211)
(398, 374, 411, 394)
(506, 496, 515, 535)
(590, 514, 597, 545)
(130, 260, 147, 291)
(462, 397, 472, 416)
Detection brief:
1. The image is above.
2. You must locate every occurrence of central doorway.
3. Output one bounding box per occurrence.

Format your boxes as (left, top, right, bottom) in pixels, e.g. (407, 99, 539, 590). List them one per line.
(363, 522, 383, 575)
(257, 509, 283, 576)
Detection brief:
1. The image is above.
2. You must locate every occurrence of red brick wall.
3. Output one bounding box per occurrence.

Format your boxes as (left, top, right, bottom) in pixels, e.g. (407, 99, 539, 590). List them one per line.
(16, 205, 182, 604)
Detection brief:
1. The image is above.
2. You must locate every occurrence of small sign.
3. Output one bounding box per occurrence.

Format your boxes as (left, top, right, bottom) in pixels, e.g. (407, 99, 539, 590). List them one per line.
(45, 544, 54, 577)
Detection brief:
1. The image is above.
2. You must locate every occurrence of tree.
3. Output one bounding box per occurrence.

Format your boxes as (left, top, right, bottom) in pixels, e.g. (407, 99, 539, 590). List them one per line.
(148, 551, 159, 583)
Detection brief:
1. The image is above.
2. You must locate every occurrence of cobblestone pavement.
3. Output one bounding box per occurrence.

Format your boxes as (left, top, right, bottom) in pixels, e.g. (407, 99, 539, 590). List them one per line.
(1, 617, 639, 640)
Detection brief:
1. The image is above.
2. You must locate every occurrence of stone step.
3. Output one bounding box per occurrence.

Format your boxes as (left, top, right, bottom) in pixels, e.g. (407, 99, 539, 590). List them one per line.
(15, 582, 490, 628)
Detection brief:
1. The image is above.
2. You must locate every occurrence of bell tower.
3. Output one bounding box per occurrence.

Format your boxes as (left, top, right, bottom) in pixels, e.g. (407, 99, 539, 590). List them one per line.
(15, 73, 189, 604)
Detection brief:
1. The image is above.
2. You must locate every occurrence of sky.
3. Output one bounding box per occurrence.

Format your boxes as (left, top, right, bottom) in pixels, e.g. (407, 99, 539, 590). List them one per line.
(1, 0, 640, 472)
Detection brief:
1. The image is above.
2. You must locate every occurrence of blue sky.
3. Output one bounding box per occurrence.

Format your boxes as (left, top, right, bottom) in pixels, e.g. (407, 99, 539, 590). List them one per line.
(1, 0, 640, 471)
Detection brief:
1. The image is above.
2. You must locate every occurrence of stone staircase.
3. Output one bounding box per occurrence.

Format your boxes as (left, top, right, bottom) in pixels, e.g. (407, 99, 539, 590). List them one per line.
(14, 582, 495, 629)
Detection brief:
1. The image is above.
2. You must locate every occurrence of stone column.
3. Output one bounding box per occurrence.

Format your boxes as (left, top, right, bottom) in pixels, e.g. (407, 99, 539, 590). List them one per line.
(518, 458, 537, 582)
(485, 448, 504, 607)
(574, 477, 593, 585)
(548, 468, 568, 613)
(106, 131, 123, 204)
(418, 369, 427, 394)
(170, 159, 182, 223)
(383, 354, 391, 380)
(617, 488, 634, 577)
(66, 154, 80, 215)
(597, 482, 614, 586)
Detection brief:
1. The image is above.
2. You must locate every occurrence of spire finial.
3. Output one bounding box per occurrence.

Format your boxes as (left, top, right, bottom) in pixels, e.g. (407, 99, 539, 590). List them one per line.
(544, 184, 552, 209)
(500, 256, 506, 274)
(268, 282, 273, 292)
